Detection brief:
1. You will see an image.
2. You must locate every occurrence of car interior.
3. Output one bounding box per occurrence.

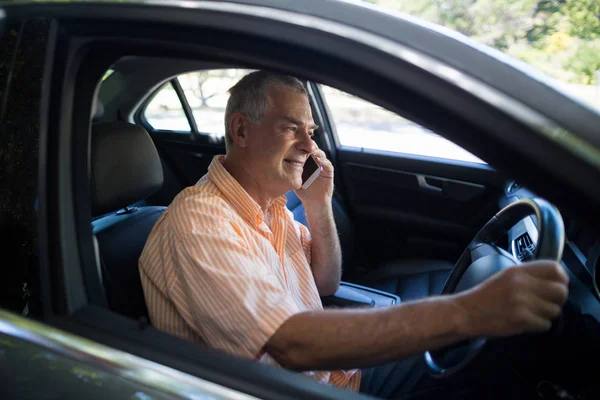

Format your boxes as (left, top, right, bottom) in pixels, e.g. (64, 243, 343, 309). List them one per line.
(1, 8, 600, 400)
(84, 55, 600, 397)
(92, 56, 600, 306)
(92, 57, 506, 314)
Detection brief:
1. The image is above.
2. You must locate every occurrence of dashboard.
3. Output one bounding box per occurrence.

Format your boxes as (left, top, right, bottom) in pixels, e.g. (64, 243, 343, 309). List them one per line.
(499, 180, 600, 320)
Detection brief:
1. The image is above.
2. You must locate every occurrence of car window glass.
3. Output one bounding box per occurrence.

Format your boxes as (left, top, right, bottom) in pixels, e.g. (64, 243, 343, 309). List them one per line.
(143, 82, 191, 132)
(320, 85, 486, 164)
(0, 332, 177, 400)
(0, 18, 49, 317)
(177, 68, 253, 139)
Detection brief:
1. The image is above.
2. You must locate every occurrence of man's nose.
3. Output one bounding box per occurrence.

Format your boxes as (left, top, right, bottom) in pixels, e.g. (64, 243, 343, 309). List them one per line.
(298, 129, 317, 154)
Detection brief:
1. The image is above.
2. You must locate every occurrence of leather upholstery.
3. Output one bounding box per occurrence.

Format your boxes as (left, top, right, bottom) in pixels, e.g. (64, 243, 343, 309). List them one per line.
(91, 122, 165, 321)
(93, 208, 164, 321)
(359, 259, 453, 301)
(285, 191, 453, 302)
(90, 122, 163, 217)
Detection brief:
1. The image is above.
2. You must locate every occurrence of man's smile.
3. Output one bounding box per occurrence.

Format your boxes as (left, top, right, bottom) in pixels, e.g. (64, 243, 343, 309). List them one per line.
(284, 158, 305, 169)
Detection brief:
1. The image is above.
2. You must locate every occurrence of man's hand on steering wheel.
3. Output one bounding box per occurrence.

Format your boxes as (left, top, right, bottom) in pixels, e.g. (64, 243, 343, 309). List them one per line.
(424, 198, 569, 377)
(455, 260, 570, 338)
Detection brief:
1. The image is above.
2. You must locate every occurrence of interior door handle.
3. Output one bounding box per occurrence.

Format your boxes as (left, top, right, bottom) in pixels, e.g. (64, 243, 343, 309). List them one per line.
(417, 175, 443, 192)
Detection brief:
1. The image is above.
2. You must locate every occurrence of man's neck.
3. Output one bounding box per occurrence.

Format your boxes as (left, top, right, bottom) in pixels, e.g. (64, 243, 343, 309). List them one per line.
(222, 155, 278, 214)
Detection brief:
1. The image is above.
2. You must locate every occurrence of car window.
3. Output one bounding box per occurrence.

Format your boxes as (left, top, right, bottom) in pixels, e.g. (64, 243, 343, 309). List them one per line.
(143, 82, 191, 132)
(0, 332, 177, 400)
(142, 69, 253, 138)
(177, 68, 253, 139)
(0, 18, 48, 317)
(320, 85, 486, 164)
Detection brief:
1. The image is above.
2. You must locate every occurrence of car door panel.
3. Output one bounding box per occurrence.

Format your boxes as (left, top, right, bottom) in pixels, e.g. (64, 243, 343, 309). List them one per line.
(337, 147, 504, 264)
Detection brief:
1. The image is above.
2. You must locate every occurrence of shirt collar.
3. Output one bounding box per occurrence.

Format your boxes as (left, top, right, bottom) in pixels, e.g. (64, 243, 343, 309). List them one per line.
(207, 155, 288, 226)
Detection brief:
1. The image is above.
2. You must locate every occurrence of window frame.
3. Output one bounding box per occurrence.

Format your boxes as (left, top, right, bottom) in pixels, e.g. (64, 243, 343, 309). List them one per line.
(137, 69, 252, 145)
(138, 79, 196, 136)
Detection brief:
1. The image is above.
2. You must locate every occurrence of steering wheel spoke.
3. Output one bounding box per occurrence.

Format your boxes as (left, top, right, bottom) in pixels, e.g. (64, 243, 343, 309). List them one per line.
(469, 243, 507, 262)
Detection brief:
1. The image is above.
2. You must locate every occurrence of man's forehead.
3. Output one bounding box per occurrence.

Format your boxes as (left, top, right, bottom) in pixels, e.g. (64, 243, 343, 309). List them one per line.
(269, 87, 313, 122)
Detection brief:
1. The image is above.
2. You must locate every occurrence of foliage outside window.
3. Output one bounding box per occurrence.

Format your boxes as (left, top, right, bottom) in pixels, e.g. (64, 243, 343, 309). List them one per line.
(365, 0, 600, 110)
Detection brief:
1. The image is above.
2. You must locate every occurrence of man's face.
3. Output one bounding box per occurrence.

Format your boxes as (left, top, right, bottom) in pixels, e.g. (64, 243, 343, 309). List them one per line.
(243, 86, 318, 195)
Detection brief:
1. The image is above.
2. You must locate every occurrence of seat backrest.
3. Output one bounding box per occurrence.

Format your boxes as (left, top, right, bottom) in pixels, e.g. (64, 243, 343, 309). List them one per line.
(92, 207, 165, 321)
(90, 121, 165, 321)
(285, 191, 354, 270)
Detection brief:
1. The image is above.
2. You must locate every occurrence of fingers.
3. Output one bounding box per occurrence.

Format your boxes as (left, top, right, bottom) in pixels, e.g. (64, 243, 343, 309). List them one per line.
(519, 310, 553, 332)
(471, 262, 569, 338)
(529, 278, 569, 306)
(310, 149, 327, 162)
(516, 271, 568, 333)
(526, 293, 563, 319)
(310, 149, 333, 173)
(522, 260, 569, 285)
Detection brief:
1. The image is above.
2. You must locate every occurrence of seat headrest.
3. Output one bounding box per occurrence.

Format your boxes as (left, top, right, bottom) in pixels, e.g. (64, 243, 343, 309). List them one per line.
(90, 122, 163, 216)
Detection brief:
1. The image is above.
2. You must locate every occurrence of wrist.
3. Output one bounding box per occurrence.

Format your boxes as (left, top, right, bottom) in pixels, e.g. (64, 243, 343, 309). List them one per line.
(303, 198, 333, 217)
(450, 292, 477, 339)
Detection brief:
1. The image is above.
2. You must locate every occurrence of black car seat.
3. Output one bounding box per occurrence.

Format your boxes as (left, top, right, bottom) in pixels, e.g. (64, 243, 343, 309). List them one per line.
(285, 191, 453, 302)
(90, 121, 165, 322)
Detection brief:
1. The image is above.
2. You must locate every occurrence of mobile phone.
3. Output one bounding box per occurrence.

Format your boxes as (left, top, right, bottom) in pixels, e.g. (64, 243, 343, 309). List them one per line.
(301, 155, 322, 189)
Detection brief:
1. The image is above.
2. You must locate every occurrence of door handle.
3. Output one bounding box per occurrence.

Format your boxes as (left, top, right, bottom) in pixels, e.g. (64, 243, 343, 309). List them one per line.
(417, 175, 443, 193)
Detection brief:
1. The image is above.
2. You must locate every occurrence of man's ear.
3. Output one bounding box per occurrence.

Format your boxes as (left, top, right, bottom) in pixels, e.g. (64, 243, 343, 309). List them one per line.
(229, 112, 248, 148)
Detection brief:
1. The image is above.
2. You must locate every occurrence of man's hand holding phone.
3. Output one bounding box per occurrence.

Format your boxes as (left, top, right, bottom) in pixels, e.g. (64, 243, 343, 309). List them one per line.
(295, 147, 334, 208)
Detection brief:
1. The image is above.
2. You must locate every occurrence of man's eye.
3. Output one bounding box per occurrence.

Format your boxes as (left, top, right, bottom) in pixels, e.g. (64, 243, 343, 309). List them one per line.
(286, 126, 297, 132)
(308, 131, 315, 137)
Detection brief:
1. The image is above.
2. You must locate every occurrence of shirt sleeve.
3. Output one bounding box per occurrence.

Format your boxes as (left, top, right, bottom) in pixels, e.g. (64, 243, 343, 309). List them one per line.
(169, 224, 301, 359)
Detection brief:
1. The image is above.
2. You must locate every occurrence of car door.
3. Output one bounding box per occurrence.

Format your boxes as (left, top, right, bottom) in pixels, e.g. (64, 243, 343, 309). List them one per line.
(0, 8, 365, 400)
(3, 2, 600, 400)
(313, 84, 506, 268)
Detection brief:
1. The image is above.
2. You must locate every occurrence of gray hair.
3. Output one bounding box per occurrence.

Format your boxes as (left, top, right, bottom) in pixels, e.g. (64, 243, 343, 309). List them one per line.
(224, 70, 308, 151)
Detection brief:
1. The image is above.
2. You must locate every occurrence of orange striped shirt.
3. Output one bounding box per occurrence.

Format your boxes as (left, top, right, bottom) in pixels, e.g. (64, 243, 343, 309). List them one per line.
(139, 155, 360, 391)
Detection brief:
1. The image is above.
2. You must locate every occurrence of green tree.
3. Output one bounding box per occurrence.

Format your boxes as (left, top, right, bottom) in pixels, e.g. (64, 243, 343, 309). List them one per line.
(367, 0, 600, 84)
(563, 0, 600, 40)
(566, 40, 600, 84)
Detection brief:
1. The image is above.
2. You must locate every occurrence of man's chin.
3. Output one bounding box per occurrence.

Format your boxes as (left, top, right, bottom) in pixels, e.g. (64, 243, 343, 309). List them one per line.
(283, 174, 302, 191)
(291, 178, 303, 191)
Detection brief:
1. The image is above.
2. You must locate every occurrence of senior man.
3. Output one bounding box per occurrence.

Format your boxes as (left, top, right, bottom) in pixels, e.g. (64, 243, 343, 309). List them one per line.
(138, 70, 569, 399)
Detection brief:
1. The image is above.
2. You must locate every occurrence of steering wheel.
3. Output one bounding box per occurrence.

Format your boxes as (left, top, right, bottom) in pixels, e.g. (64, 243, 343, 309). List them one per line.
(423, 197, 565, 378)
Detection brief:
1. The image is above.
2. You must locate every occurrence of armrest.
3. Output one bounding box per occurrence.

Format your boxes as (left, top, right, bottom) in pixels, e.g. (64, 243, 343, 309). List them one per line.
(321, 281, 400, 309)
(321, 285, 376, 309)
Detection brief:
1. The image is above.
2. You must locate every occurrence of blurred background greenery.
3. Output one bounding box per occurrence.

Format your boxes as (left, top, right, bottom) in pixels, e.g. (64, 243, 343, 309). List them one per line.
(365, 0, 600, 86)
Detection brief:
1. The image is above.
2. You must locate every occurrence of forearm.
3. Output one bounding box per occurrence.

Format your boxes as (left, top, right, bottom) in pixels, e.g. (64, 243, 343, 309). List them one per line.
(265, 294, 470, 371)
(304, 204, 342, 295)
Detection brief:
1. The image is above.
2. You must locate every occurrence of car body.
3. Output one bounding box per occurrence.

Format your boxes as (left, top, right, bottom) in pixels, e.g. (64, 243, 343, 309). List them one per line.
(1, 1, 599, 399)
